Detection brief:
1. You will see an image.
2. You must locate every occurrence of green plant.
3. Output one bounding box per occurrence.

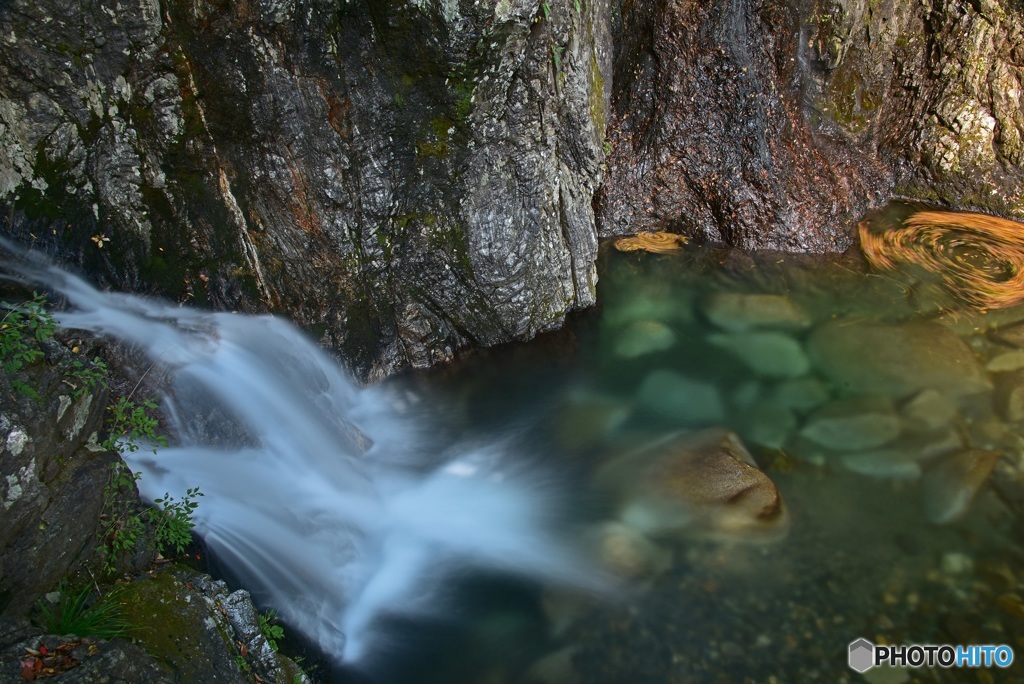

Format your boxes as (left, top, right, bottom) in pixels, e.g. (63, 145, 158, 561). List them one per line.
(97, 462, 145, 575)
(540, 0, 550, 20)
(66, 357, 108, 398)
(36, 583, 131, 639)
(1, 293, 57, 398)
(102, 396, 168, 454)
(147, 487, 203, 555)
(97, 462, 203, 570)
(259, 609, 285, 652)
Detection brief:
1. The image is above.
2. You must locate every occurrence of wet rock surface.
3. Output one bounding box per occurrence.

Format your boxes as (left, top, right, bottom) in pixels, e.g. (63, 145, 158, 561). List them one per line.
(0, 567, 310, 684)
(0, 633, 174, 683)
(0, 0, 612, 380)
(598, 0, 891, 251)
(599, 0, 1024, 252)
(0, 332, 139, 621)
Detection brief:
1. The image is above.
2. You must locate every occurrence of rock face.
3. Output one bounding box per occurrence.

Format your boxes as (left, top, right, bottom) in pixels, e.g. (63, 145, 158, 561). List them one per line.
(3, 0, 1023, 377)
(0, 0, 611, 380)
(598, 0, 890, 250)
(599, 0, 1024, 251)
(0, 344, 130, 621)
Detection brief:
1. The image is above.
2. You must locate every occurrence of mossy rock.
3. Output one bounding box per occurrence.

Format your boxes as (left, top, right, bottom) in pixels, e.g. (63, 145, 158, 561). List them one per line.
(114, 568, 249, 684)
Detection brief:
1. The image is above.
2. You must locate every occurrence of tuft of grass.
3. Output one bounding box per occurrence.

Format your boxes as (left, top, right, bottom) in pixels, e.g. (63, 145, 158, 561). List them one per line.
(36, 583, 133, 640)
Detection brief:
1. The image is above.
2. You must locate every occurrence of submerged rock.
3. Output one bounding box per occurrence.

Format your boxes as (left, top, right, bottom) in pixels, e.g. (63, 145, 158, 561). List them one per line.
(899, 389, 959, 433)
(990, 320, 1024, 348)
(707, 331, 810, 379)
(612, 319, 677, 359)
(987, 350, 1024, 373)
(993, 370, 1024, 422)
(838, 427, 963, 478)
(522, 646, 581, 684)
(700, 292, 811, 333)
(636, 369, 725, 426)
(801, 396, 902, 451)
(746, 400, 798, 450)
(841, 451, 923, 479)
(595, 429, 789, 542)
(601, 283, 697, 329)
(554, 390, 633, 449)
(587, 521, 672, 581)
(922, 449, 1001, 524)
(771, 376, 831, 414)
(808, 320, 991, 398)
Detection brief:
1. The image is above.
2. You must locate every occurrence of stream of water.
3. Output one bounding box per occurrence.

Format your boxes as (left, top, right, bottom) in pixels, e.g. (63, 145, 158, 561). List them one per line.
(5, 215, 1024, 682)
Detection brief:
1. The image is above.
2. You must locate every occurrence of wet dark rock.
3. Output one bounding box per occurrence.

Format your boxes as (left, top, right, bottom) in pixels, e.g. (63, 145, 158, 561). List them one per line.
(1, 0, 1020, 381)
(601, 0, 1024, 252)
(0, 633, 174, 683)
(114, 568, 310, 684)
(0, 343, 153, 621)
(0, 0, 612, 381)
(598, 0, 891, 251)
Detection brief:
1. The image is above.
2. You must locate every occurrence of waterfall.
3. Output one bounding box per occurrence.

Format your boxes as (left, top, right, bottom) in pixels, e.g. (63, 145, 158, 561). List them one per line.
(1, 248, 607, 666)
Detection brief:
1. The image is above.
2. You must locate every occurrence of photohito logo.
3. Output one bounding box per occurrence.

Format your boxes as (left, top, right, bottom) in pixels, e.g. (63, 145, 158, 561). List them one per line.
(849, 638, 1014, 672)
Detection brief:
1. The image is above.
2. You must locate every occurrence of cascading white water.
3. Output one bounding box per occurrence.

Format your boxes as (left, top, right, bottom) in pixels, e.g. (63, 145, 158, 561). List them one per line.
(2, 251, 608, 666)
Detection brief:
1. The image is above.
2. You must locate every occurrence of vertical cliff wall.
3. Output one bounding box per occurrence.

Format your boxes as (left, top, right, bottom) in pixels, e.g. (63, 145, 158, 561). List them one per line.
(0, 0, 611, 379)
(599, 0, 1024, 251)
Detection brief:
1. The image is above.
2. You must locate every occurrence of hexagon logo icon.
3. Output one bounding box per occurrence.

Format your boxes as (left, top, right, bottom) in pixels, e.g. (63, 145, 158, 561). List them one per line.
(849, 638, 875, 673)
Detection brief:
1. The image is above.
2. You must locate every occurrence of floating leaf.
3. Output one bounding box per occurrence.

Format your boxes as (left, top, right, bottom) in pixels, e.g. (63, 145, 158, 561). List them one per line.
(613, 231, 689, 254)
(860, 210, 1024, 309)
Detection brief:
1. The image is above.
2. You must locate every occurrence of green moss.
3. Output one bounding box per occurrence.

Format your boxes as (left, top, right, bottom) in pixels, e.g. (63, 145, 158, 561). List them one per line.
(823, 56, 879, 134)
(396, 212, 437, 230)
(416, 139, 449, 158)
(416, 117, 457, 159)
(114, 570, 233, 677)
(452, 81, 474, 123)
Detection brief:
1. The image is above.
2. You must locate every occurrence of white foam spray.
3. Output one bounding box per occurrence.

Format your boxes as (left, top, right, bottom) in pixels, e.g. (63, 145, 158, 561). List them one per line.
(2, 251, 608, 665)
